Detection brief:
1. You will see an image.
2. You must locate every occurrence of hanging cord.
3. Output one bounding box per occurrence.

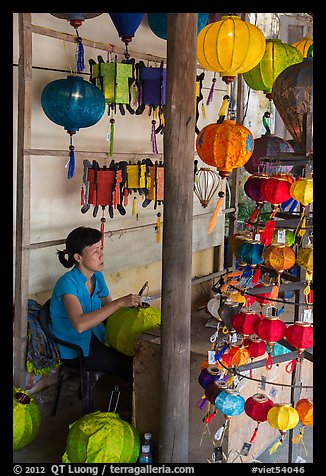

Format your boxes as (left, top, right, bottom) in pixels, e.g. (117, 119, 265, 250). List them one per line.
(63, 40, 73, 74)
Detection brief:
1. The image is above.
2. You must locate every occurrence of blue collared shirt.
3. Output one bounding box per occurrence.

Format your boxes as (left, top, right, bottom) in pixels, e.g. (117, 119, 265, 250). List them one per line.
(50, 266, 109, 359)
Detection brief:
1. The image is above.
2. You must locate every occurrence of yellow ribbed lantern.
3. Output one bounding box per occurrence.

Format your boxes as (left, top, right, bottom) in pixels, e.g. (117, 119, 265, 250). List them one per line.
(197, 15, 266, 84)
(296, 245, 313, 272)
(290, 178, 313, 206)
(292, 36, 313, 58)
(267, 404, 299, 454)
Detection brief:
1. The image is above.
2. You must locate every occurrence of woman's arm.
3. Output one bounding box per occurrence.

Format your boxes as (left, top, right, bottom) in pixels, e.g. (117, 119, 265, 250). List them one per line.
(63, 293, 141, 333)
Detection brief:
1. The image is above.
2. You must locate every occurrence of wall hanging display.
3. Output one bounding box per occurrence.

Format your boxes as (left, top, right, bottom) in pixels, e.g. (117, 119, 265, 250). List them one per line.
(13, 387, 41, 450)
(41, 75, 106, 179)
(62, 410, 140, 463)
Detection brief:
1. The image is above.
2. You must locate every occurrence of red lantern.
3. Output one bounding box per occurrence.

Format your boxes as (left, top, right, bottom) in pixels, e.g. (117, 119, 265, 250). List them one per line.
(285, 322, 313, 373)
(256, 315, 287, 369)
(243, 335, 266, 359)
(245, 393, 275, 443)
(231, 310, 261, 337)
(252, 283, 273, 307)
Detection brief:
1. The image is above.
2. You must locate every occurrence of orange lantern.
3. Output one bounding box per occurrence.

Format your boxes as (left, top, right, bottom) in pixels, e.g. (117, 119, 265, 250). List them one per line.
(267, 404, 299, 454)
(292, 36, 313, 58)
(196, 120, 254, 233)
(222, 345, 250, 368)
(292, 398, 313, 444)
(262, 244, 296, 299)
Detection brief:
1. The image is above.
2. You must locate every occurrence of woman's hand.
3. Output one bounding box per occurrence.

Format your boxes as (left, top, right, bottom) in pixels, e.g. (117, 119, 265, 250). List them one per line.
(118, 293, 142, 308)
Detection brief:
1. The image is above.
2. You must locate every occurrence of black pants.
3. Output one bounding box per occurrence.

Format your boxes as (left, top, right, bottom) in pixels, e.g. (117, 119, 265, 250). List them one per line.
(61, 333, 133, 383)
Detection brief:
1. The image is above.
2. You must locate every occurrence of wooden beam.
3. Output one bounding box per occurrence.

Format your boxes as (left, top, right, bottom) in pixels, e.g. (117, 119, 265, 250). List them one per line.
(14, 13, 32, 388)
(159, 13, 197, 464)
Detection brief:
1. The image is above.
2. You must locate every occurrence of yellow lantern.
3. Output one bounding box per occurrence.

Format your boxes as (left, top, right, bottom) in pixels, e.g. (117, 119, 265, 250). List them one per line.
(197, 15, 266, 84)
(292, 36, 313, 58)
(290, 178, 313, 206)
(267, 403, 299, 454)
(262, 243, 296, 274)
(296, 245, 313, 273)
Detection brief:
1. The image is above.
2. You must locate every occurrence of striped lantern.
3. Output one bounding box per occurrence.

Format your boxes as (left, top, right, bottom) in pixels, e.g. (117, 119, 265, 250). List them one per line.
(267, 404, 299, 454)
(292, 398, 313, 444)
(292, 36, 313, 58)
(245, 393, 275, 443)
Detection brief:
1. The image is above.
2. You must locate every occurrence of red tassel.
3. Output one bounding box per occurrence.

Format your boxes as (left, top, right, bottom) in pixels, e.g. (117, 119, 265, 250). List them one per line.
(251, 267, 261, 286)
(266, 353, 273, 370)
(260, 220, 276, 246)
(80, 186, 85, 206)
(246, 206, 260, 227)
(250, 424, 259, 444)
(100, 218, 105, 246)
(286, 359, 296, 373)
(204, 410, 217, 424)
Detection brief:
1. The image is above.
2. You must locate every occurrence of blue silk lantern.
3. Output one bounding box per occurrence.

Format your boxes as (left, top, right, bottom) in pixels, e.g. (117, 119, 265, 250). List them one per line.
(148, 13, 208, 40)
(198, 365, 221, 389)
(41, 75, 106, 179)
(237, 242, 264, 266)
(215, 389, 245, 417)
(108, 13, 144, 49)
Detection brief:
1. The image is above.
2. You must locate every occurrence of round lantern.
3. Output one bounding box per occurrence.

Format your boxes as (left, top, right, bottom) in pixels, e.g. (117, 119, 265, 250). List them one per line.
(41, 76, 106, 179)
(205, 381, 228, 405)
(272, 228, 295, 247)
(62, 411, 140, 463)
(221, 345, 250, 368)
(215, 389, 245, 417)
(231, 310, 261, 337)
(292, 36, 313, 58)
(267, 404, 299, 454)
(237, 241, 264, 267)
(198, 365, 221, 389)
(262, 243, 296, 274)
(261, 175, 292, 208)
(292, 398, 313, 444)
(243, 335, 266, 359)
(196, 120, 254, 233)
(296, 245, 313, 273)
(108, 13, 144, 47)
(290, 178, 313, 207)
(148, 13, 208, 40)
(228, 231, 252, 261)
(105, 305, 161, 356)
(256, 315, 287, 369)
(243, 39, 303, 100)
(244, 134, 294, 175)
(197, 15, 266, 84)
(272, 57, 313, 152)
(245, 393, 275, 443)
(244, 173, 269, 225)
(13, 387, 41, 450)
(285, 322, 313, 373)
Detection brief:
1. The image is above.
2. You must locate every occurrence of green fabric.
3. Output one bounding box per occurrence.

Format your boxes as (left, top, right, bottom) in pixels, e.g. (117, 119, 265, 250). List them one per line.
(13, 387, 41, 450)
(92, 62, 132, 104)
(62, 411, 140, 463)
(26, 358, 61, 376)
(105, 306, 161, 356)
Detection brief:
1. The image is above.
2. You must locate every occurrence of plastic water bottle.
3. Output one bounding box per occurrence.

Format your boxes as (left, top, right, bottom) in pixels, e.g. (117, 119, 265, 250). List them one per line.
(139, 444, 152, 463)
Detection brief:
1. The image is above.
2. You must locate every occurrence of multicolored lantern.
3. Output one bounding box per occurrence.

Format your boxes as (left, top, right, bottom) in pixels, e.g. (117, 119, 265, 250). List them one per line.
(256, 314, 287, 369)
(244, 134, 294, 175)
(245, 393, 275, 443)
(231, 310, 261, 337)
(148, 13, 208, 40)
(292, 36, 313, 58)
(272, 57, 313, 152)
(62, 411, 140, 463)
(243, 39, 303, 100)
(13, 387, 41, 450)
(108, 13, 144, 48)
(267, 404, 299, 454)
(105, 305, 161, 356)
(196, 119, 254, 233)
(41, 76, 106, 179)
(285, 322, 313, 373)
(215, 389, 245, 417)
(197, 15, 265, 84)
(221, 345, 250, 368)
(292, 398, 313, 444)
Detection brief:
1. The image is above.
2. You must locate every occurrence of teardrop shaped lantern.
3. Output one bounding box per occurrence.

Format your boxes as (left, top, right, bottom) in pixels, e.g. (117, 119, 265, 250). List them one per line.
(245, 393, 275, 444)
(108, 13, 144, 47)
(292, 36, 313, 58)
(41, 76, 106, 179)
(231, 310, 261, 337)
(197, 14, 266, 84)
(256, 314, 287, 369)
(272, 57, 313, 152)
(196, 119, 254, 233)
(284, 322, 313, 373)
(148, 13, 208, 40)
(292, 398, 313, 445)
(267, 404, 299, 454)
(243, 39, 303, 100)
(194, 167, 221, 208)
(244, 134, 294, 175)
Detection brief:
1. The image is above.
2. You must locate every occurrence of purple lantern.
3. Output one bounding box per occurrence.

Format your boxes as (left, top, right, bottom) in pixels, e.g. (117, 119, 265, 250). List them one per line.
(244, 134, 294, 175)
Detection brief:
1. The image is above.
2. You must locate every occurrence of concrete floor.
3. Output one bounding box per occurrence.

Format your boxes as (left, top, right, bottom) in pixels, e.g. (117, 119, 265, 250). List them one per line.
(13, 373, 313, 464)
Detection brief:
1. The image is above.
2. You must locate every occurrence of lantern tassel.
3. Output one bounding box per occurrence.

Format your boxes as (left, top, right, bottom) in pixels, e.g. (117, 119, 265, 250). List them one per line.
(76, 36, 85, 73)
(251, 266, 261, 286)
(132, 196, 137, 216)
(196, 395, 208, 410)
(80, 186, 85, 206)
(286, 359, 297, 373)
(203, 410, 217, 424)
(208, 180, 225, 234)
(269, 438, 283, 455)
(216, 94, 230, 123)
(266, 352, 273, 370)
(156, 212, 161, 243)
(201, 102, 207, 120)
(206, 76, 216, 105)
(250, 423, 260, 444)
(151, 120, 159, 154)
(100, 219, 105, 246)
(246, 205, 260, 227)
(67, 143, 75, 180)
(292, 427, 304, 444)
(260, 219, 276, 247)
(109, 118, 115, 157)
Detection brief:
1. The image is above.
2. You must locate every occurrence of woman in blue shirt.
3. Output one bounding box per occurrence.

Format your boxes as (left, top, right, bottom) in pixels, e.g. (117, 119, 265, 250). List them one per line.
(50, 226, 141, 382)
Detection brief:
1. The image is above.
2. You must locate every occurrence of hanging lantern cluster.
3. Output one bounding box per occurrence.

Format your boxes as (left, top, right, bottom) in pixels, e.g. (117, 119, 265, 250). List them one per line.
(197, 14, 266, 85)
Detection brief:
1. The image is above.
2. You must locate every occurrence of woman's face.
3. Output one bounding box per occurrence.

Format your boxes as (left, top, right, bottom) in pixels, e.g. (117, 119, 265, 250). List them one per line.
(75, 239, 104, 272)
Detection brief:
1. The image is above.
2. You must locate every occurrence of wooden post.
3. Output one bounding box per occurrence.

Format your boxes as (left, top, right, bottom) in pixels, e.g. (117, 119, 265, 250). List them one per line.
(158, 13, 197, 463)
(14, 13, 32, 388)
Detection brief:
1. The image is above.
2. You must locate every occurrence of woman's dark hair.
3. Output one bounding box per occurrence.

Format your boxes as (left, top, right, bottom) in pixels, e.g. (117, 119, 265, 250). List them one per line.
(57, 227, 102, 268)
